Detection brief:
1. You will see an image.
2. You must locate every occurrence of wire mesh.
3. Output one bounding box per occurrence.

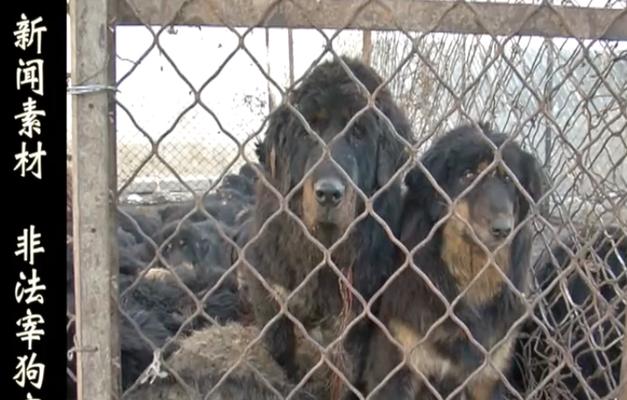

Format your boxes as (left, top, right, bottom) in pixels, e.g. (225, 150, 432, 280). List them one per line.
(67, 1, 627, 399)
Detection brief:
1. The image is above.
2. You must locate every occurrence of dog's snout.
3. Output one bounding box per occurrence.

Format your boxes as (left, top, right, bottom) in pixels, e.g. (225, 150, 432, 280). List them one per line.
(490, 217, 513, 239)
(314, 178, 345, 207)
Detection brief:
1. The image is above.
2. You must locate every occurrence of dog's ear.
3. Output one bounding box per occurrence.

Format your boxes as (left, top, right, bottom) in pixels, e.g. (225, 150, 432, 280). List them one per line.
(478, 121, 493, 135)
(518, 151, 546, 218)
(374, 103, 414, 189)
(375, 116, 409, 189)
(260, 106, 292, 182)
(376, 135, 405, 189)
(405, 146, 450, 222)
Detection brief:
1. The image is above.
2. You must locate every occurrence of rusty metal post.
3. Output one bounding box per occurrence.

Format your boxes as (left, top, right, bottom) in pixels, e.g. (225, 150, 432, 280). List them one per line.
(69, 0, 120, 398)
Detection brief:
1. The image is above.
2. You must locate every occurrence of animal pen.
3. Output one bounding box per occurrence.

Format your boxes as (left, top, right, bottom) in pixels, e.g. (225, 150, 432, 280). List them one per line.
(67, 1, 627, 399)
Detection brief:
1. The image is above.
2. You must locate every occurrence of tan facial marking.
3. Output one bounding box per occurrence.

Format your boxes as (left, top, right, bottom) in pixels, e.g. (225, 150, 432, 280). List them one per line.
(441, 200, 510, 305)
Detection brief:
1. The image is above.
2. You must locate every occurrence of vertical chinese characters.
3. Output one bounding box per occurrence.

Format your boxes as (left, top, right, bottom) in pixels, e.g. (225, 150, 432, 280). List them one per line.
(14, 14, 47, 180)
(11, 11, 52, 400)
(14, 14, 46, 53)
(13, 225, 47, 396)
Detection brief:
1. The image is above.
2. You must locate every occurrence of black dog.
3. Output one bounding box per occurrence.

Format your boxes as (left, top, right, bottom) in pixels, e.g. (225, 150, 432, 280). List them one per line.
(363, 123, 544, 399)
(512, 225, 627, 399)
(239, 56, 414, 398)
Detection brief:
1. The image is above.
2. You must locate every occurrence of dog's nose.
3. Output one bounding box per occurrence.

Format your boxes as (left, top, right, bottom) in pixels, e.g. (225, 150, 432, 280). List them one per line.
(491, 217, 513, 239)
(314, 178, 345, 207)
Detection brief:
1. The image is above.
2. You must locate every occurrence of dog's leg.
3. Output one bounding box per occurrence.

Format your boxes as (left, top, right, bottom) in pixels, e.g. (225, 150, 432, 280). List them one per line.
(265, 315, 299, 380)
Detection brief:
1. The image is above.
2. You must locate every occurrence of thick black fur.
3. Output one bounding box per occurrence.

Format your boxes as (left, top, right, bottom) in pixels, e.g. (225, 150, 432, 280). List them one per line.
(119, 301, 172, 390)
(158, 188, 251, 228)
(239, 162, 261, 183)
(118, 244, 151, 276)
(364, 123, 545, 399)
(67, 157, 257, 399)
(67, 233, 243, 396)
(512, 225, 627, 399)
(151, 219, 235, 290)
(242, 56, 414, 398)
(118, 207, 163, 243)
(119, 268, 241, 336)
(66, 242, 173, 394)
(222, 173, 255, 197)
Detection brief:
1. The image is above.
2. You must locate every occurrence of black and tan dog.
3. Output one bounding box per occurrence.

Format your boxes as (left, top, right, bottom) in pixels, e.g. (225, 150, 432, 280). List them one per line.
(363, 123, 544, 399)
(239, 56, 414, 398)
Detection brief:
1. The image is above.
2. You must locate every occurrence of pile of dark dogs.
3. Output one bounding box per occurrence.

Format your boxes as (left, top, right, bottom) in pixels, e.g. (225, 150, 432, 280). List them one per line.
(67, 56, 627, 400)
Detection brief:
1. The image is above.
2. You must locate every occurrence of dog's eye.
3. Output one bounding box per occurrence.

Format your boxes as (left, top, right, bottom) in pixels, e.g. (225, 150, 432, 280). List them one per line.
(463, 170, 476, 180)
(502, 174, 512, 183)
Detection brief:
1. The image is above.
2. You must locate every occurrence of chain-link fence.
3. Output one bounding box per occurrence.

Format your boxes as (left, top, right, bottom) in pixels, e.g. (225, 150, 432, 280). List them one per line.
(68, 0, 627, 399)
